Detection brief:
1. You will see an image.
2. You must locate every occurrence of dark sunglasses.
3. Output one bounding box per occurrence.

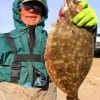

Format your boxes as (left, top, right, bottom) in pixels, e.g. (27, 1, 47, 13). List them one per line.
(20, 3, 42, 13)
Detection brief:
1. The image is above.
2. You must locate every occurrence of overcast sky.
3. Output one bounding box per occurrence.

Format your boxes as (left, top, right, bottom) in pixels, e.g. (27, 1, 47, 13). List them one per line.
(0, 0, 100, 33)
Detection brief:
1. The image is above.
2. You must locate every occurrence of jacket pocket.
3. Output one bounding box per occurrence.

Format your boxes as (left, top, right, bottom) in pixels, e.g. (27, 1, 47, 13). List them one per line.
(0, 65, 11, 82)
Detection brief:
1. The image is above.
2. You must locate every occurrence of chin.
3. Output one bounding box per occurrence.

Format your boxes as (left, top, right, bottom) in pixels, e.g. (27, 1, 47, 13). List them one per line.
(25, 22, 37, 26)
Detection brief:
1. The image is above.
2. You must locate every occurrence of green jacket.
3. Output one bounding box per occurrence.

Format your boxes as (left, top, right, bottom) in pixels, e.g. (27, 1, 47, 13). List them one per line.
(0, 0, 49, 87)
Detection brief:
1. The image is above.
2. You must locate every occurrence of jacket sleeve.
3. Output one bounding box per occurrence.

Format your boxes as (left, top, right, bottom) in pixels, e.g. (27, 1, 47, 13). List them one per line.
(0, 34, 6, 64)
(0, 34, 12, 82)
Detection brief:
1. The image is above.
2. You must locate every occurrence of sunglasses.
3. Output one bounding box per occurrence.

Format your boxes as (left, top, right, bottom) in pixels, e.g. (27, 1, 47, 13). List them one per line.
(20, 3, 42, 13)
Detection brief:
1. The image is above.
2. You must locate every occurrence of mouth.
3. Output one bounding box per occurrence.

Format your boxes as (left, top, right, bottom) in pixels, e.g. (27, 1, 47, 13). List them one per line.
(26, 15, 38, 19)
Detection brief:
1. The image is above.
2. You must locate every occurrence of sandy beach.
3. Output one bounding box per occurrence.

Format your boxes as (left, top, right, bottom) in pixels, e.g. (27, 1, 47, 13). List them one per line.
(78, 58, 100, 100)
(57, 58, 100, 100)
(0, 58, 99, 100)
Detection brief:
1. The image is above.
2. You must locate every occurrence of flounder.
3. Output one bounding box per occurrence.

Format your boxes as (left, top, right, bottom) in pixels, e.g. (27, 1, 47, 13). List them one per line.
(44, 0, 94, 99)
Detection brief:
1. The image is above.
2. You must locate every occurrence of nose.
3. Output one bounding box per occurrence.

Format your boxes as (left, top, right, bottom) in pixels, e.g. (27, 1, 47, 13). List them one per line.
(28, 8, 34, 12)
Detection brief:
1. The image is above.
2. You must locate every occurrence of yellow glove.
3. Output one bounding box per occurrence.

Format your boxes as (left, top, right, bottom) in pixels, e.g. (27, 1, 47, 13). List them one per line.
(79, 0, 88, 8)
(73, 0, 98, 29)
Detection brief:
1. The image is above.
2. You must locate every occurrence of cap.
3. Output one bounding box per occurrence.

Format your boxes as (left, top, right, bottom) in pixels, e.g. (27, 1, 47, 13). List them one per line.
(21, 0, 48, 17)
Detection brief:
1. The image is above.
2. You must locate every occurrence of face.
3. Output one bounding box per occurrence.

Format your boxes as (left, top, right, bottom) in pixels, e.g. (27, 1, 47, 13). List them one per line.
(20, 6, 42, 26)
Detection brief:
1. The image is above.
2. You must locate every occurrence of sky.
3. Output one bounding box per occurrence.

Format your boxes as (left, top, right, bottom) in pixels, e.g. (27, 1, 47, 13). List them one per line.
(0, 0, 100, 33)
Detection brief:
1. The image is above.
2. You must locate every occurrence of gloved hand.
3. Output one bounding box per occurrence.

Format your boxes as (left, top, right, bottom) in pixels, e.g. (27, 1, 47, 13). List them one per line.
(79, 0, 88, 8)
(73, 0, 98, 29)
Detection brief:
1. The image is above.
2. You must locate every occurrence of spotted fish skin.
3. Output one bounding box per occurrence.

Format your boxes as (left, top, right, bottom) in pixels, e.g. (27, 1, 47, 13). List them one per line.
(44, 0, 94, 100)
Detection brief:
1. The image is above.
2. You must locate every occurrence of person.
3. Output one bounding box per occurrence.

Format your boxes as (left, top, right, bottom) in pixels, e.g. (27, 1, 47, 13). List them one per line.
(0, 0, 98, 100)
